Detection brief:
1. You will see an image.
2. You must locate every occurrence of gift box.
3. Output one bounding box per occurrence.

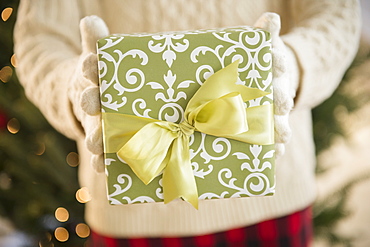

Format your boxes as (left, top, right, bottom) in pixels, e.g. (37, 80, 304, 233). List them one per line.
(97, 26, 275, 209)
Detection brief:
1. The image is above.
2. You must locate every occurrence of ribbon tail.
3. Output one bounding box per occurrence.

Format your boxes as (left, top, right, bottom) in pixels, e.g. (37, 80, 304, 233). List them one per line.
(117, 122, 178, 185)
(162, 135, 199, 209)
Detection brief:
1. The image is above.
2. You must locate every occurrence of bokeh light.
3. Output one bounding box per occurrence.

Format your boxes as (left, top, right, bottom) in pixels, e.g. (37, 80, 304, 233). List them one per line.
(45, 232, 52, 242)
(11, 54, 17, 67)
(1, 7, 13, 22)
(0, 66, 13, 83)
(35, 143, 46, 155)
(7, 118, 20, 134)
(75, 223, 90, 238)
(54, 227, 69, 242)
(66, 152, 79, 167)
(75, 187, 92, 203)
(54, 207, 69, 223)
(38, 232, 54, 247)
(0, 172, 11, 190)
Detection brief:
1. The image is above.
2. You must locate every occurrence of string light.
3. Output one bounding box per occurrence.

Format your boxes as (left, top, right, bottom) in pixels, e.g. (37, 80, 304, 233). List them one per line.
(7, 118, 20, 134)
(75, 187, 92, 203)
(54, 207, 69, 222)
(66, 152, 79, 167)
(11, 54, 17, 67)
(0, 66, 13, 83)
(1, 7, 13, 22)
(54, 227, 69, 242)
(75, 223, 90, 238)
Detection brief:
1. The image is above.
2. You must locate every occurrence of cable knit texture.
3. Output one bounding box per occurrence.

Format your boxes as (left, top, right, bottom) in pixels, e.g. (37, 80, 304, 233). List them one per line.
(14, 0, 361, 237)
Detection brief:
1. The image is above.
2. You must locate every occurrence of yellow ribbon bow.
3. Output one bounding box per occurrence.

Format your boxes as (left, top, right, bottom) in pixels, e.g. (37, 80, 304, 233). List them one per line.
(102, 61, 274, 209)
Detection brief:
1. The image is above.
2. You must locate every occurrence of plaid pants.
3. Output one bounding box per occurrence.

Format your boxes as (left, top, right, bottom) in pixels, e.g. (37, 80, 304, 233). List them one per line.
(89, 206, 312, 247)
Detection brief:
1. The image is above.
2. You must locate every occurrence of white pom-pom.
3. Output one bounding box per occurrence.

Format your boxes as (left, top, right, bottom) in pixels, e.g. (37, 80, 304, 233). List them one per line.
(80, 86, 101, 116)
(274, 115, 291, 143)
(85, 119, 103, 154)
(91, 154, 105, 173)
(275, 143, 286, 158)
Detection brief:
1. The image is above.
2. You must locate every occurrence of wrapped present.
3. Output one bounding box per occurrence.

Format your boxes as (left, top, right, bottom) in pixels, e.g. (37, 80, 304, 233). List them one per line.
(97, 26, 275, 209)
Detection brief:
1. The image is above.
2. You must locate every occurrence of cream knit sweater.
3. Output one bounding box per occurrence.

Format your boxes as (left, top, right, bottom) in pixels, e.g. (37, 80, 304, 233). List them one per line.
(14, 0, 361, 237)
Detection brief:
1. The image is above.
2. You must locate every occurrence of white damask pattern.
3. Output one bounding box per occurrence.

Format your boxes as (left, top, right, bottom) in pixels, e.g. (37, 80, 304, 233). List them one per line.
(98, 37, 149, 111)
(191, 28, 272, 90)
(148, 34, 190, 67)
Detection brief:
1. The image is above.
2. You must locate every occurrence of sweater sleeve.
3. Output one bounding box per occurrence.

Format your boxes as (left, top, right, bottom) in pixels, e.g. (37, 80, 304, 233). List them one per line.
(282, 0, 361, 109)
(14, 0, 90, 140)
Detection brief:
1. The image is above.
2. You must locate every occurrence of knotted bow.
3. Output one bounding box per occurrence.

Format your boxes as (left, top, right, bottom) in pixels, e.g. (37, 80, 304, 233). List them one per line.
(102, 61, 274, 209)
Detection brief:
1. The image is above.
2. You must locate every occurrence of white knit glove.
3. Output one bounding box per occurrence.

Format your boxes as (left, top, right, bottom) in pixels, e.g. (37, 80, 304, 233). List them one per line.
(69, 16, 109, 173)
(254, 13, 296, 157)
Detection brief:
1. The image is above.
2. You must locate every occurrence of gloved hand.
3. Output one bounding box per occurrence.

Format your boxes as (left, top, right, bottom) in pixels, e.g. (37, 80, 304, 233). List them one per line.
(69, 16, 109, 172)
(254, 12, 298, 157)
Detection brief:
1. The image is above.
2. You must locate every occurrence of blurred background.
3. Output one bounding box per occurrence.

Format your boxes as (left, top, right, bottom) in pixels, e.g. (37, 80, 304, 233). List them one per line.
(0, 1, 89, 246)
(0, 1, 369, 246)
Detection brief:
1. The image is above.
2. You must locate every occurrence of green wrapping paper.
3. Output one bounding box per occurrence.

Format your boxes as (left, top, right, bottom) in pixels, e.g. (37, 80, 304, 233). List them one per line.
(97, 26, 275, 206)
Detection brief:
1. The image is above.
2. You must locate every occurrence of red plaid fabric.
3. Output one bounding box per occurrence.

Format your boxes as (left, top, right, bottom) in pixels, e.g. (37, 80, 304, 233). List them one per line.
(88, 206, 312, 247)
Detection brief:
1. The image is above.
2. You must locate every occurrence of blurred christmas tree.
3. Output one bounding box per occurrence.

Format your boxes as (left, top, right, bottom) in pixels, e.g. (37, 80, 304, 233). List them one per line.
(312, 37, 370, 246)
(0, 1, 90, 246)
